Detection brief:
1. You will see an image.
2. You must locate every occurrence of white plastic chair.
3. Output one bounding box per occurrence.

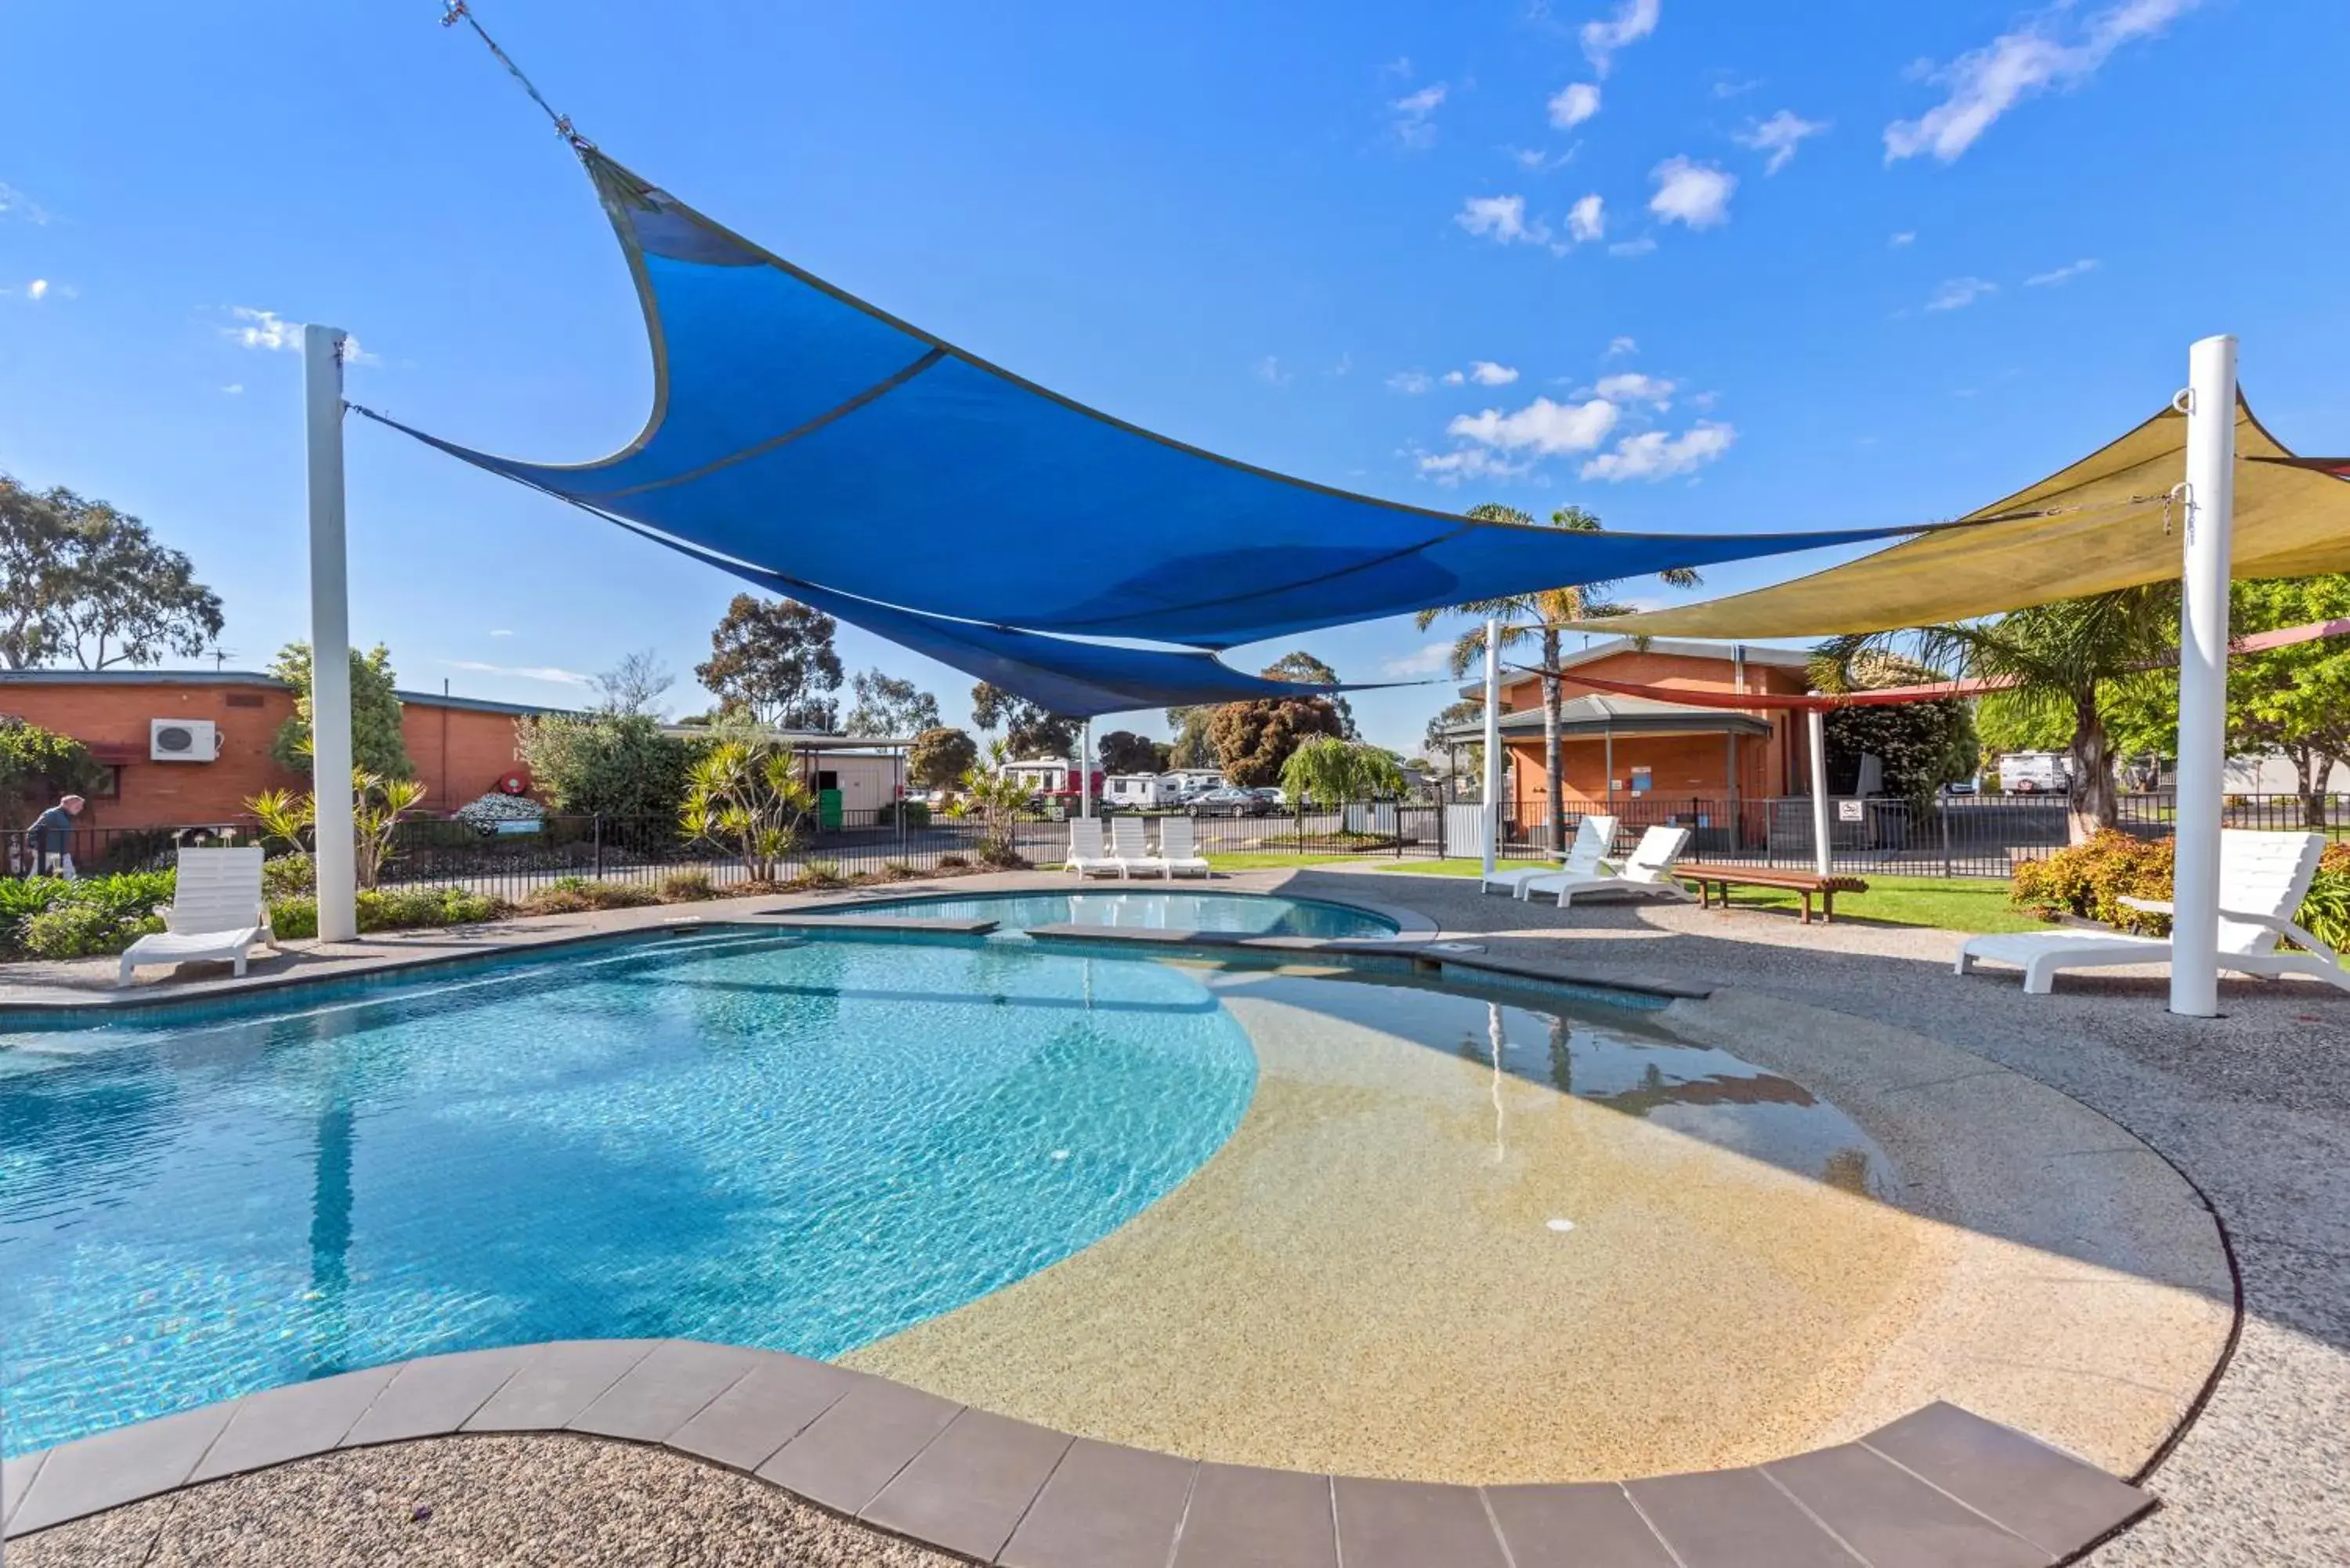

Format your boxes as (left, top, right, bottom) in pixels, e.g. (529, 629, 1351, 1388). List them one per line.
(1520, 825, 1695, 907)
(1157, 816, 1213, 878)
(1957, 829, 2350, 995)
(1110, 816, 1169, 878)
(1062, 818, 1121, 879)
(1482, 814, 1618, 897)
(118, 847, 277, 985)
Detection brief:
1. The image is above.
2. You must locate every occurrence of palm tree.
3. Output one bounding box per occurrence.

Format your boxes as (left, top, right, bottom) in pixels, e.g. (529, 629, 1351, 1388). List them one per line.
(1811, 586, 2176, 844)
(1416, 504, 1701, 852)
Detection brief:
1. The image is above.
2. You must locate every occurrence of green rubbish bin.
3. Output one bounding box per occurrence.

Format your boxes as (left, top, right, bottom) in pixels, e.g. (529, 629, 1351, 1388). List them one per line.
(818, 788, 843, 832)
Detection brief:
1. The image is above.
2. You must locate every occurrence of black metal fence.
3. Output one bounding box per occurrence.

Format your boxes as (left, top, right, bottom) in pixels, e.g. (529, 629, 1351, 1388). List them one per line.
(6, 793, 2343, 894)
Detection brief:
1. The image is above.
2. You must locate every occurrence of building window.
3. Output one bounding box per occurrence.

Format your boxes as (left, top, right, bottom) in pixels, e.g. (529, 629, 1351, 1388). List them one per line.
(92, 765, 123, 799)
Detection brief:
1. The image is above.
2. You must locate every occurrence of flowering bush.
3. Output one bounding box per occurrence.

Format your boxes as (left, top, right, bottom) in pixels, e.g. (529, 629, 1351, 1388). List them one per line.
(2012, 829, 2350, 952)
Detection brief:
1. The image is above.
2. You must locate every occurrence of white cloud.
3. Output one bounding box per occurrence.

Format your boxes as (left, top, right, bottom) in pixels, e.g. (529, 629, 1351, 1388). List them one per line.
(1391, 82, 1448, 148)
(1455, 193, 1546, 244)
(1254, 355, 1292, 385)
(1549, 81, 1601, 128)
(1889, 230, 1917, 247)
(2026, 257, 2100, 286)
(1594, 371, 1675, 408)
(1383, 641, 1460, 677)
(24, 279, 47, 302)
(489, 629, 515, 638)
(1648, 157, 1735, 229)
(1580, 0, 1661, 76)
(1329, 352, 1354, 377)
(1467, 360, 1519, 386)
(1417, 447, 1528, 486)
(1712, 75, 1761, 99)
(224, 306, 371, 362)
(1448, 395, 1620, 456)
(0, 182, 50, 225)
(1566, 193, 1606, 244)
(1885, 0, 2201, 164)
(1388, 370, 1434, 394)
(1927, 276, 1998, 311)
(1580, 421, 1736, 482)
(1734, 110, 1828, 175)
(1604, 335, 1638, 357)
(220, 384, 244, 396)
(1608, 236, 1658, 258)
(1441, 370, 1466, 386)
(1509, 146, 1576, 172)
(441, 659, 592, 687)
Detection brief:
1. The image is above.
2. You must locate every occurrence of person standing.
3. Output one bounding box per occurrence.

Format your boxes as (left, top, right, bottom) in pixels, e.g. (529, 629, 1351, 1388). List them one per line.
(28, 793, 85, 879)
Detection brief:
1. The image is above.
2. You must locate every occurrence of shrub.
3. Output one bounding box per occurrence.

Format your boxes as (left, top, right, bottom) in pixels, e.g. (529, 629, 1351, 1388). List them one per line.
(454, 792, 547, 829)
(936, 854, 970, 870)
(879, 860, 922, 882)
(517, 710, 699, 822)
(262, 852, 316, 901)
(658, 869, 718, 901)
(2009, 832, 2174, 934)
(521, 877, 661, 915)
(789, 859, 848, 891)
(269, 887, 507, 940)
(21, 904, 164, 959)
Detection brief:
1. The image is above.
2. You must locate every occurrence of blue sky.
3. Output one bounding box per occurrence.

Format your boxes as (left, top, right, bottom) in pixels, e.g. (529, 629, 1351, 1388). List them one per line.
(4, 0, 2345, 754)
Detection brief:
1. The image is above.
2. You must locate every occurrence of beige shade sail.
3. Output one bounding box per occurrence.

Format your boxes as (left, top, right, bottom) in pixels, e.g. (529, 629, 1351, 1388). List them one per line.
(1585, 396, 2350, 639)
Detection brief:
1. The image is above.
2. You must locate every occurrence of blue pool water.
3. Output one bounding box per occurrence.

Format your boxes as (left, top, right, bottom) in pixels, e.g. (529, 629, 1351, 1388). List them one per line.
(0, 932, 1256, 1455)
(834, 889, 1399, 940)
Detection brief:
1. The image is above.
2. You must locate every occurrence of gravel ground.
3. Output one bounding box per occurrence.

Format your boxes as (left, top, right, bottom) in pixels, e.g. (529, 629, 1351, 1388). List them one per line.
(13, 1434, 960, 1568)
(1285, 865, 2350, 1568)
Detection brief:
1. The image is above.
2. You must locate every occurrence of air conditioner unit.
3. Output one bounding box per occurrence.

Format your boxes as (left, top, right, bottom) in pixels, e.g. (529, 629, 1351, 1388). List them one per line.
(150, 718, 219, 762)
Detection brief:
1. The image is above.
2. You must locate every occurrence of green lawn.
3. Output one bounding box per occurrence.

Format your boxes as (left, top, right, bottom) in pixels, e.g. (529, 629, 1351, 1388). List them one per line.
(1209, 854, 2048, 934)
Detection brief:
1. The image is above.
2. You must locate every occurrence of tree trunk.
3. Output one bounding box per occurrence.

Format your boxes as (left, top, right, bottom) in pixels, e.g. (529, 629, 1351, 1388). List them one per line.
(2066, 705, 2117, 844)
(2296, 745, 2326, 829)
(1542, 627, 1564, 854)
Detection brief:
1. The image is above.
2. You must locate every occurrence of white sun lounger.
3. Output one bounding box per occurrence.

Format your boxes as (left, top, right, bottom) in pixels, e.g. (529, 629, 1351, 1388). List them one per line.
(1156, 816, 1213, 878)
(1063, 818, 1122, 879)
(1481, 814, 1618, 896)
(1110, 816, 1170, 879)
(1957, 829, 2350, 995)
(1520, 825, 1695, 907)
(118, 847, 277, 985)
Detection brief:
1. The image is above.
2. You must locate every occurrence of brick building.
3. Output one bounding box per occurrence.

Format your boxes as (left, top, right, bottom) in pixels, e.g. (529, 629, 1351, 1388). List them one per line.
(0, 670, 569, 830)
(1435, 637, 1819, 837)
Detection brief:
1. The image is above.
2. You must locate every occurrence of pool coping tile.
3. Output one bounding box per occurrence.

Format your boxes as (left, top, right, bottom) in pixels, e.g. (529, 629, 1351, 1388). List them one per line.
(1764, 1443, 2052, 1568)
(1332, 1476, 1509, 1568)
(1, 1451, 45, 1530)
(859, 1407, 1073, 1562)
(667, 1353, 869, 1473)
(7, 1401, 237, 1535)
(1483, 1481, 1683, 1568)
(461, 1339, 661, 1433)
(1170, 1462, 1337, 1568)
(568, 1339, 769, 1445)
(996, 1437, 1198, 1568)
(1625, 1466, 1863, 1568)
(189, 1365, 403, 1483)
(754, 1376, 966, 1516)
(1859, 1403, 2156, 1559)
(339, 1346, 536, 1447)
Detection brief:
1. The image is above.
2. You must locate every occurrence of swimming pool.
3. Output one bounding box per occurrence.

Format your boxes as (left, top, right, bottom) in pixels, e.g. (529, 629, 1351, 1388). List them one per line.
(0, 931, 1255, 1454)
(827, 888, 1401, 939)
(0, 926, 1912, 1476)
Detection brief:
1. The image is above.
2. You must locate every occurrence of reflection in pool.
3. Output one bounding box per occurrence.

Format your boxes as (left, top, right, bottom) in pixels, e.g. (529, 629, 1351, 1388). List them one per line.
(831, 889, 1401, 941)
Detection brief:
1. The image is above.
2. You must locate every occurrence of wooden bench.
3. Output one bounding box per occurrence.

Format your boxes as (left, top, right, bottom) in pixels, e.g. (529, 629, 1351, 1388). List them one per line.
(1676, 863, 1871, 924)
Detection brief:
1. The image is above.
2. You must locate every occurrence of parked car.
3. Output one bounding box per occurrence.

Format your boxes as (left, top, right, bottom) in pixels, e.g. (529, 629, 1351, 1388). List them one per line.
(1246, 786, 1287, 811)
(1941, 779, 1979, 797)
(1998, 752, 2074, 795)
(1191, 787, 1274, 818)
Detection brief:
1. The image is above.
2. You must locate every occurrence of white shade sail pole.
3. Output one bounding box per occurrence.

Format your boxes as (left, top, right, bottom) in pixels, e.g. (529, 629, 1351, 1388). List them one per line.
(304, 325, 359, 944)
(1079, 718, 1093, 819)
(1806, 707, 1832, 878)
(1481, 618, 1501, 876)
(2172, 334, 2238, 1017)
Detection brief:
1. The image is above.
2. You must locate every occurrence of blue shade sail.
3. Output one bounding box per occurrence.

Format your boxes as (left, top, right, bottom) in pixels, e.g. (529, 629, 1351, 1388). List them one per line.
(376, 150, 1931, 654)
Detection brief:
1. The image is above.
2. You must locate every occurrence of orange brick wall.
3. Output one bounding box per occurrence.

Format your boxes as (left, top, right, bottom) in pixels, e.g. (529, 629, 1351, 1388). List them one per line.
(0, 681, 530, 829)
(403, 706, 525, 817)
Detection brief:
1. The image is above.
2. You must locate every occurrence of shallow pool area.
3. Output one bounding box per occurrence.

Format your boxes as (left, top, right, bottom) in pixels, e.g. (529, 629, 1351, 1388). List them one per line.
(0, 931, 1255, 1455)
(821, 888, 1401, 940)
